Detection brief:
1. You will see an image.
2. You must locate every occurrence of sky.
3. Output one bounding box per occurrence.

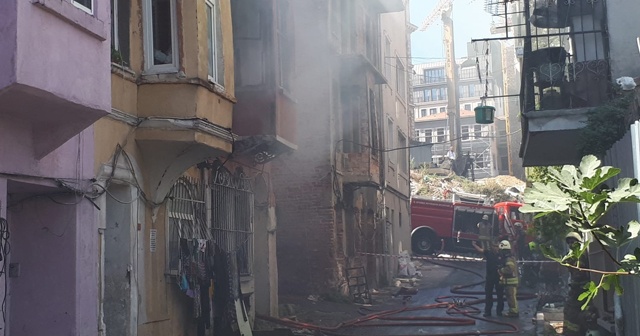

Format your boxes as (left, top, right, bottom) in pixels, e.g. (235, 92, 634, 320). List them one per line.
(409, 0, 495, 62)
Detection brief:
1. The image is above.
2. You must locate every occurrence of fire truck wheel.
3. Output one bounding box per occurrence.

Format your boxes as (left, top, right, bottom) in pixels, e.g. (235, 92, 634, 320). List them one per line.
(412, 230, 436, 255)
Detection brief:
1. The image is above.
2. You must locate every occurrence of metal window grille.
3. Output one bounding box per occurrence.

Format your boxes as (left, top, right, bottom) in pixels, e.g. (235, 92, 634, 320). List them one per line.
(167, 176, 209, 275)
(210, 167, 254, 276)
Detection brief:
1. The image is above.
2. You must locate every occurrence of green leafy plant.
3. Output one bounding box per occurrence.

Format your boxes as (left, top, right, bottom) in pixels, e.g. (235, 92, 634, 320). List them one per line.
(579, 90, 634, 158)
(520, 155, 640, 309)
(111, 47, 125, 66)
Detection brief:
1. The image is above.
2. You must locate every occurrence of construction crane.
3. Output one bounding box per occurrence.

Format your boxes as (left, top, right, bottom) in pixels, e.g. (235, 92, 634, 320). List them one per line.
(419, 0, 463, 173)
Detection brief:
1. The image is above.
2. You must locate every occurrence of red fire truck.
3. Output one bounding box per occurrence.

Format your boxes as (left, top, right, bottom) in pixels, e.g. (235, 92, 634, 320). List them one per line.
(410, 197, 527, 255)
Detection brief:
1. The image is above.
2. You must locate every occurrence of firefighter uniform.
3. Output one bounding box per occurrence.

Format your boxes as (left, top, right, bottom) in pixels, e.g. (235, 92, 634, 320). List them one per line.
(498, 240, 518, 317)
(477, 215, 492, 250)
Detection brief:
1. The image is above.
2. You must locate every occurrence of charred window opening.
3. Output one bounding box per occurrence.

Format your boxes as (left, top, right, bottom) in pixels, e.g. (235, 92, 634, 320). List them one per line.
(369, 89, 379, 157)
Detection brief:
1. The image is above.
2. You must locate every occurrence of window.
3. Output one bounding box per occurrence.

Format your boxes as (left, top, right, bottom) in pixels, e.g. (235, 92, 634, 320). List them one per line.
(429, 108, 437, 115)
(111, 0, 131, 65)
(424, 129, 433, 144)
(210, 168, 255, 275)
(414, 90, 424, 103)
(436, 128, 445, 143)
(424, 68, 445, 83)
(143, 0, 178, 72)
(399, 212, 402, 227)
(477, 102, 483, 107)
(459, 85, 469, 98)
(73, 0, 93, 14)
(468, 84, 476, 97)
(473, 125, 483, 139)
(461, 125, 470, 141)
(387, 119, 395, 162)
(384, 36, 392, 80)
(439, 107, 446, 113)
(420, 108, 427, 118)
(167, 177, 209, 274)
(206, 0, 224, 85)
(464, 104, 472, 111)
(398, 132, 407, 172)
(277, 0, 293, 91)
(369, 89, 379, 156)
(424, 89, 432, 102)
(396, 58, 406, 100)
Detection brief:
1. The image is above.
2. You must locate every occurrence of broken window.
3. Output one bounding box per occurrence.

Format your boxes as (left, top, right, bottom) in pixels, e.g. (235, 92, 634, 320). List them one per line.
(144, 0, 178, 71)
(111, 0, 130, 66)
(206, 0, 224, 86)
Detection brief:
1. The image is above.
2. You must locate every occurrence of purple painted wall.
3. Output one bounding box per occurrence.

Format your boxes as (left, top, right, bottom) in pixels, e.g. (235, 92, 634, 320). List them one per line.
(0, 0, 109, 334)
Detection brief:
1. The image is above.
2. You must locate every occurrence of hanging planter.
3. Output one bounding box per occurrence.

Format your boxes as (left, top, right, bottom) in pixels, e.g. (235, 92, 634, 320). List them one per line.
(475, 105, 495, 124)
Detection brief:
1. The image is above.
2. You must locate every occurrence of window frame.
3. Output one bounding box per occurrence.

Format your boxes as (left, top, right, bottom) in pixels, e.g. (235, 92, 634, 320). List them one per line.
(142, 0, 179, 74)
(420, 108, 427, 118)
(429, 108, 437, 115)
(73, 0, 93, 15)
(111, 0, 131, 66)
(461, 125, 470, 141)
(206, 0, 224, 86)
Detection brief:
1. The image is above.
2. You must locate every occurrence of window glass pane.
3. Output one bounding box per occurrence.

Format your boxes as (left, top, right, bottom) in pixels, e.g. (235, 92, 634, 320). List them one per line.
(207, 3, 214, 78)
(74, 0, 92, 11)
(152, 0, 173, 65)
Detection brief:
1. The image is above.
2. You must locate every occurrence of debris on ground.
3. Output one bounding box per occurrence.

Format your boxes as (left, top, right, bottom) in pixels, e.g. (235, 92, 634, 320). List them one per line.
(410, 167, 526, 202)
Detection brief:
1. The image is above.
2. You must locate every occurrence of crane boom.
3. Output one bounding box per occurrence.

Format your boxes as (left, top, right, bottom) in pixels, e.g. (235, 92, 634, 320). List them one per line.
(419, 0, 453, 31)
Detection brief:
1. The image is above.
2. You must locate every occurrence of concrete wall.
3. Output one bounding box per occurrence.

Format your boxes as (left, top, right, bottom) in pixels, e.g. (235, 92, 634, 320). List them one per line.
(7, 196, 97, 336)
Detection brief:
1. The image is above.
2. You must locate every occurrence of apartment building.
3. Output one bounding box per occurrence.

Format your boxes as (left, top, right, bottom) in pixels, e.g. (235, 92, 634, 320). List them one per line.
(508, 0, 640, 333)
(0, 0, 110, 334)
(273, 0, 409, 295)
(96, 0, 296, 334)
(411, 42, 509, 178)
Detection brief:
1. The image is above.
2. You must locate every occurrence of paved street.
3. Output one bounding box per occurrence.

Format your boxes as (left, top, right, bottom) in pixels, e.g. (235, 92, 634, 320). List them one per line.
(322, 260, 538, 336)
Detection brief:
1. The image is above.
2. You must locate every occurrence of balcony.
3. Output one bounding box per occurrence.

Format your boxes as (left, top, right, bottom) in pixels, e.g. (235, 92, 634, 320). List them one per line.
(230, 0, 297, 163)
(0, 0, 110, 158)
(340, 148, 381, 188)
(518, 0, 610, 166)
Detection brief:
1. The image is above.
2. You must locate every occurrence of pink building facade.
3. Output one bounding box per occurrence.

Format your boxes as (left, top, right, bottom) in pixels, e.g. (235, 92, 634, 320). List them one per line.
(0, 0, 110, 334)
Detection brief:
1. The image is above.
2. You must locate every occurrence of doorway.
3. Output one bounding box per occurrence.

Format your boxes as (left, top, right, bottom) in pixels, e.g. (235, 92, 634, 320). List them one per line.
(103, 184, 137, 336)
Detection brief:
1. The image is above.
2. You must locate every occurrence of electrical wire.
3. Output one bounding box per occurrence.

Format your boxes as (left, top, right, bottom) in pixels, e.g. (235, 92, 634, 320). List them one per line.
(0, 217, 10, 336)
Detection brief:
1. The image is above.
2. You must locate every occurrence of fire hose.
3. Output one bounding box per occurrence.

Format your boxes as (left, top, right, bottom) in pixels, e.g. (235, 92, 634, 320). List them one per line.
(257, 259, 537, 336)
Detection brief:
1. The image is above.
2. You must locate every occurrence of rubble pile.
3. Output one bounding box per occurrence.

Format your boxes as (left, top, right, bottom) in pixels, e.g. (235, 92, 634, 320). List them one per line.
(410, 169, 526, 202)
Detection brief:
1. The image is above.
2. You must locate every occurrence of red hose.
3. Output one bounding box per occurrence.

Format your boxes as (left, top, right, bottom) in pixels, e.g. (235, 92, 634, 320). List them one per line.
(257, 259, 535, 335)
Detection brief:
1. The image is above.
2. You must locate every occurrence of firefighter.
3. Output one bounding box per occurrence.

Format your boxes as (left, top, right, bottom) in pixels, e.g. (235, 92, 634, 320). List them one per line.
(498, 240, 519, 317)
(477, 214, 492, 250)
(472, 240, 504, 317)
(563, 232, 594, 336)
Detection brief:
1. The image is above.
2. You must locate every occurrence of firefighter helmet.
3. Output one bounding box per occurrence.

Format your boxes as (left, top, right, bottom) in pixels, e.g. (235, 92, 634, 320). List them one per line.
(482, 215, 489, 220)
(499, 240, 511, 250)
(565, 232, 582, 243)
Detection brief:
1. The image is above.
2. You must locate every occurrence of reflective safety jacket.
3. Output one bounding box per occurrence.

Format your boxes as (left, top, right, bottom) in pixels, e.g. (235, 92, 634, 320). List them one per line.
(499, 256, 519, 286)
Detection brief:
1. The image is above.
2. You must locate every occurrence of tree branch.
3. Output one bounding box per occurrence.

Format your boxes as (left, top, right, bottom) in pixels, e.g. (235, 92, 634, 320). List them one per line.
(593, 235, 623, 267)
(560, 262, 629, 275)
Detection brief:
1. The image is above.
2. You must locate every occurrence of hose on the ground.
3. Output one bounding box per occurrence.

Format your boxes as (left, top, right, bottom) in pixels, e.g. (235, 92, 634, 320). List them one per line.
(257, 257, 537, 336)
